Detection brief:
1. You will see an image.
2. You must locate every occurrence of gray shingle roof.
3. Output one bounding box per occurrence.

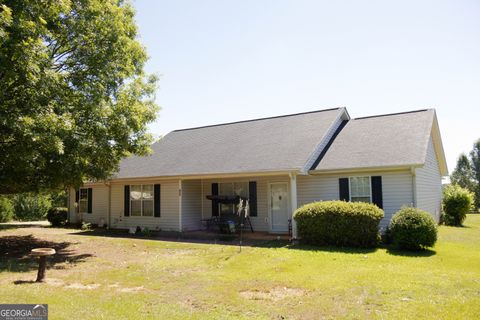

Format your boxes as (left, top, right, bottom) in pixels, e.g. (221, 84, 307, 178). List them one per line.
(115, 108, 343, 179)
(313, 109, 435, 171)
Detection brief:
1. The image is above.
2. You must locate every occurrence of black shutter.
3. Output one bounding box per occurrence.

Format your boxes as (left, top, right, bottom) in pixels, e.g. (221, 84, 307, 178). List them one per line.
(211, 183, 219, 216)
(75, 190, 79, 203)
(249, 181, 257, 217)
(339, 178, 349, 201)
(124, 185, 130, 216)
(371, 176, 383, 209)
(154, 184, 161, 217)
(87, 188, 93, 213)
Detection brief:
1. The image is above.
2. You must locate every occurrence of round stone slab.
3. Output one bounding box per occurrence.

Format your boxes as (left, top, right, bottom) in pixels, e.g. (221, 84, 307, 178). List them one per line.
(31, 248, 56, 256)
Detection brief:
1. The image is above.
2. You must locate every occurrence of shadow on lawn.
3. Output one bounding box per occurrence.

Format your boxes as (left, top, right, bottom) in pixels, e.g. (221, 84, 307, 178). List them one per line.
(385, 246, 436, 257)
(0, 235, 93, 273)
(68, 229, 435, 257)
(71, 228, 273, 246)
(261, 241, 436, 257)
(286, 243, 378, 254)
(0, 224, 47, 231)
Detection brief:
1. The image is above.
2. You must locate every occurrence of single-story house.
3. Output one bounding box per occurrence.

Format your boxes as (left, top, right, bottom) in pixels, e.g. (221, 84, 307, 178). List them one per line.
(68, 107, 448, 238)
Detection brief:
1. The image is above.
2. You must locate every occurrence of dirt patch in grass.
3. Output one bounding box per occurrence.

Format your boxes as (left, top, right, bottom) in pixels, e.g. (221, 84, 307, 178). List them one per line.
(65, 283, 101, 290)
(240, 287, 307, 301)
(118, 286, 145, 293)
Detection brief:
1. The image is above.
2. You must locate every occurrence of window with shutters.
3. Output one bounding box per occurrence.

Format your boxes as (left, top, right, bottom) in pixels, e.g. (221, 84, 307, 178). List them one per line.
(130, 184, 154, 217)
(218, 182, 249, 215)
(349, 176, 371, 203)
(79, 188, 89, 213)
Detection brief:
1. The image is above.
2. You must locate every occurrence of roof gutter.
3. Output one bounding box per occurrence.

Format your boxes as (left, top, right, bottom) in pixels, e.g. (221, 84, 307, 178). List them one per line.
(84, 169, 303, 185)
(309, 164, 423, 175)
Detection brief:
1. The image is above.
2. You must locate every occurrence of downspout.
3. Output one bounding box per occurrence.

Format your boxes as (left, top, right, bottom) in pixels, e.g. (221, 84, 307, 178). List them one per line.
(410, 166, 417, 207)
(179, 180, 183, 232)
(289, 172, 298, 240)
(201, 179, 204, 220)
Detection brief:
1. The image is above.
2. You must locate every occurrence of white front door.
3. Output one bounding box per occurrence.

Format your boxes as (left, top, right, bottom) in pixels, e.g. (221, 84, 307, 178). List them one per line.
(270, 182, 289, 232)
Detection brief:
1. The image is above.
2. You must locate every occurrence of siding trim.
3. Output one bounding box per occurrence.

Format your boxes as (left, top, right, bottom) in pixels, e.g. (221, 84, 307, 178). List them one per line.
(303, 108, 349, 173)
(310, 120, 349, 170)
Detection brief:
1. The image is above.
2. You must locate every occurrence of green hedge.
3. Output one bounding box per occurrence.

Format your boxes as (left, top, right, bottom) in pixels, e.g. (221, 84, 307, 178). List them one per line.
(443, 184, 474, 226)
(389, 207, 437, 250)
(294, 201, 384, 247)
(47, 207, 68, 227)
(13, 193, 52, 221)
(0, 197, 14, 223)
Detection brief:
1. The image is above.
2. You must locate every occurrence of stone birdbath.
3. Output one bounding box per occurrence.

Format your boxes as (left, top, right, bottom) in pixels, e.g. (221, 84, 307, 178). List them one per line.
(31, 248, 56, 282)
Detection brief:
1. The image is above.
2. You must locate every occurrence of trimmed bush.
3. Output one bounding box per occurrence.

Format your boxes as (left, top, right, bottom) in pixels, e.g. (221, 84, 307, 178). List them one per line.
(47, 207, 68, 227)
(0, 197, 14, 223)
(294, 201, 384, 247)
(389, 207, 437, 250)
(443, 184, 474, 226)
(13, 193, 52, 221)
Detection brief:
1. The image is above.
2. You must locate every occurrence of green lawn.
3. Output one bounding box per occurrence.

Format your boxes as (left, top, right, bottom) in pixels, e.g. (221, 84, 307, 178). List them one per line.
(1, 216, 480, 319)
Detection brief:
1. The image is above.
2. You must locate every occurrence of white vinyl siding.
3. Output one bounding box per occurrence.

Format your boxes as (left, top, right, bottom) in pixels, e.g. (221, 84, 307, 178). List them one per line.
(110, 180, 180, 231)
(181, 180, 202, 231)
(297, 170, 414, 229)
(415, 136, 442, 222)
(68, 185, 109, 225)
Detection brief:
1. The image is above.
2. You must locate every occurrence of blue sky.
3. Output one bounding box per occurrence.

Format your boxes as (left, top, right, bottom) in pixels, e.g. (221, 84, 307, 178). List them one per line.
(133, 0, 480, 174)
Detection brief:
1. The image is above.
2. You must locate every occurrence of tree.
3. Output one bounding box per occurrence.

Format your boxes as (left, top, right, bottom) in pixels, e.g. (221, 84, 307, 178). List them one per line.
(450, 153, 475, 190)
(470, 139, 480, 208)
(0, 1, 159, 194)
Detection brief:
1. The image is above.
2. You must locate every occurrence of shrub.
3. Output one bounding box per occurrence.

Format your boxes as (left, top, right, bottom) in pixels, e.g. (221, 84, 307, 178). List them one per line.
(47, 207, 68, 227)
(0, 197, 14, 223)
(50, 190, 68, 208)
(389, 207, 437, 250)
(294, 200, 384, 247)
(443, 184, 474, 226)
(13, 193, 52, 221)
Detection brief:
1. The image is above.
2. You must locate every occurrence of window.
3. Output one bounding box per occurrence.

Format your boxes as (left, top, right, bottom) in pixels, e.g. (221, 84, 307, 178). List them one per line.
(79, 188, 88, 213)
(130, 184, 154, 217)
(219, 183, 234, 216)
(349, 176, 371, 203)
(218, 182, 249, 215)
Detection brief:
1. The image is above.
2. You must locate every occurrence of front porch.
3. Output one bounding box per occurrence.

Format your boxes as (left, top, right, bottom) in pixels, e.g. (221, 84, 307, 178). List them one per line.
(179, 174, 298, 237)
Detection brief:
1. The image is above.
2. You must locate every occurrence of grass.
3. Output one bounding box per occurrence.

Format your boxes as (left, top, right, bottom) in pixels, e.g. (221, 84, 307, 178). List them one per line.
(1, 215, 480, 319)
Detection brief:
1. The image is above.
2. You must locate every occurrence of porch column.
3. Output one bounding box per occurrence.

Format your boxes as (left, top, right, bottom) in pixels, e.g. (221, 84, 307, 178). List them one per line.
(289, 173, 298, 239)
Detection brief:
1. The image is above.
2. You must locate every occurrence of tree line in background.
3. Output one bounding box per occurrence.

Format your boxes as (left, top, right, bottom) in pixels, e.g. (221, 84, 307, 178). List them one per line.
(450, 138, 480, 210)
(0, 191, 67, 222)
